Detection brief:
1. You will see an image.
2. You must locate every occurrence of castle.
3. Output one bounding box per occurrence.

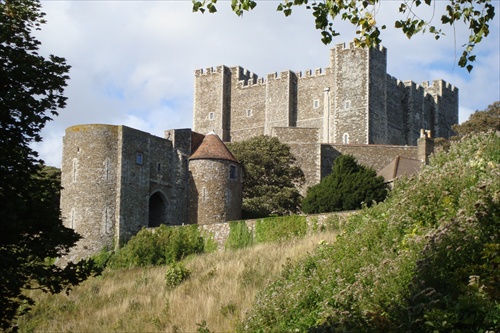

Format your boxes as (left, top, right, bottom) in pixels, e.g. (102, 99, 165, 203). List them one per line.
(60, 42, 458, 260)
(193, 42, 458, 189)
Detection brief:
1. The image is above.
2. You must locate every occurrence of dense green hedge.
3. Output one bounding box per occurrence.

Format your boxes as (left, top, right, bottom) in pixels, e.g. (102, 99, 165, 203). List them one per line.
(254, 215, 307, 243)
(240, 132, 500, 332)
(225, 221, 254, 250)
(225, 216, 308, 250)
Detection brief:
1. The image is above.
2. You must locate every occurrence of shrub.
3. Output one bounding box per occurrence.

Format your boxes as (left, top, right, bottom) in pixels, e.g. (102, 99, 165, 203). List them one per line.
(302, 154, 387, 213)
(165, 262, 191, 289)
(108, 225, 206, 269)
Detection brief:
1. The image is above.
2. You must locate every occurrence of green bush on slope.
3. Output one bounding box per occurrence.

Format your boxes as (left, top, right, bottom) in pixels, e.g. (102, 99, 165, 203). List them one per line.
(240, 132, 500, 333)
(108, 225, 209, 269)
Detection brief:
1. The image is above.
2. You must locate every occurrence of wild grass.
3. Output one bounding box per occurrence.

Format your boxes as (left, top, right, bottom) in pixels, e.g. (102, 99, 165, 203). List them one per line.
(18, 230, 338, 332)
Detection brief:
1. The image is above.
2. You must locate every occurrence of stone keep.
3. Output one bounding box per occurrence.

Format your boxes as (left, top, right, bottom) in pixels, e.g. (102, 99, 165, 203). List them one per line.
(193, 42, 458, 189)
(60, 125, 241, 260)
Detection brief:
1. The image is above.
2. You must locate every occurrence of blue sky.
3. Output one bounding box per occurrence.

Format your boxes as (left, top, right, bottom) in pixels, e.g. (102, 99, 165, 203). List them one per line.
(33, 1, 500, 167)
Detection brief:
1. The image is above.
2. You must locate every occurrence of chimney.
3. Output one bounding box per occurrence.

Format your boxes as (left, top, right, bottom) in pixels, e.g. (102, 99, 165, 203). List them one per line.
(417, 129, 434, 165)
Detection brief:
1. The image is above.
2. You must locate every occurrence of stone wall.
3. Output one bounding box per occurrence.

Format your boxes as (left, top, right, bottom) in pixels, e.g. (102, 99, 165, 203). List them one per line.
(368, 45, 388, 144)
(193, 66, 232, 141)
(201, 211, 356, 250)
(271, 127, 321, 193)
(230, 67, 266, 142)
(331, 43, 370, 144)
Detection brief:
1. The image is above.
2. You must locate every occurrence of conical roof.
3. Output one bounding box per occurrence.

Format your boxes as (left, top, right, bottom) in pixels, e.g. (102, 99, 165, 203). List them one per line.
(189, 132, 239, 163)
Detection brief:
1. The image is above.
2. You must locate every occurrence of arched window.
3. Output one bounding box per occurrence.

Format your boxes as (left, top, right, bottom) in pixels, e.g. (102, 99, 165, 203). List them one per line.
(342, 133, 349, 144)
(148, 192, 165, 227)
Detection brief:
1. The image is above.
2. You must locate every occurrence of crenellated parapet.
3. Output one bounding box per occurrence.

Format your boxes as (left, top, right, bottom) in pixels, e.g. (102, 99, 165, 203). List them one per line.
(386, 74, 404, 88)
(297, 67, 328, 79)
(194, 65, 230, 77)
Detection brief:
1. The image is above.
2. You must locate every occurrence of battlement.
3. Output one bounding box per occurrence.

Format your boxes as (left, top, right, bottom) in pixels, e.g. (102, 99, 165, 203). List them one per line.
(386, 74, 403, 87)
(232, 66, 258, 83)
(403, 80, 426, 94)
(236, 66, 329, 88)
(194, 65, 229, 76)
(334, 41, 386, 54)
(421, 79, 458, 94)
(297, 68, 327, 79)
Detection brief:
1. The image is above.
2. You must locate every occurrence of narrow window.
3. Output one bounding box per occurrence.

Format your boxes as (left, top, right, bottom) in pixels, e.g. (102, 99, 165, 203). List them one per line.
(313, 100, 320, 109)
(208, 112, 214, 120)
(229, 165, 237, 180)
(157, 163, 161, 172)
(345, 100, 351, 110)
(247, 109, 253, 117)
(72, 158, 78, 182)
(136, 152, 143, 165)
(202, 188, 208, 202)
(104, 158, 111, 181)
(342, 133, 349, 144)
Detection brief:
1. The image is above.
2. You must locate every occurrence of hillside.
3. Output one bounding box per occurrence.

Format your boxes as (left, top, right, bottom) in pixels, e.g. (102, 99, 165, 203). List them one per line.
(17, 231, 338, 332)
(18, 132, 499, 332)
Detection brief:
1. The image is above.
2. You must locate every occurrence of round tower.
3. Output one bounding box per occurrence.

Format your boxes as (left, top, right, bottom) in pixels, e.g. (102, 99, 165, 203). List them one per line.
(188, 132, 242, 225)
(60, 124, 119, 261)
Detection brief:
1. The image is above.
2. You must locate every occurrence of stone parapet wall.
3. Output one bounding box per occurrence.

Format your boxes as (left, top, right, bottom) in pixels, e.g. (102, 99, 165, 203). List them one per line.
(201, 211, 356, 250)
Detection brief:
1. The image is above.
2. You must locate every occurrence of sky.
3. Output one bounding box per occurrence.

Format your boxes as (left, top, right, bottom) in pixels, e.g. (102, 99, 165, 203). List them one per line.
(32, 0, 500, 167)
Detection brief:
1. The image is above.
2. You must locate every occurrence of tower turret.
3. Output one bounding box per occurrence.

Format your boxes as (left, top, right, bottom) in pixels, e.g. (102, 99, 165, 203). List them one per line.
(188, 132, 242, 225)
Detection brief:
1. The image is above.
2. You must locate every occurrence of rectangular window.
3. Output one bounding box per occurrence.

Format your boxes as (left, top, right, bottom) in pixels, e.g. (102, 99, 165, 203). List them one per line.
(208, 112, 214, 120)
(229, 165, 237, 180)
(136, 152, 143, 165)
(345, 100, 351, 110)
(247, 109, 253, 117)
(157, 163, 161, 172)
(313, 100, 320, 109)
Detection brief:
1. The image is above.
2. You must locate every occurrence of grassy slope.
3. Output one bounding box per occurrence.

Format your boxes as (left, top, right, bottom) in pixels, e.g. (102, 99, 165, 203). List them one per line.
(241, 132, 500, 332)
(18, 231, 338, 332)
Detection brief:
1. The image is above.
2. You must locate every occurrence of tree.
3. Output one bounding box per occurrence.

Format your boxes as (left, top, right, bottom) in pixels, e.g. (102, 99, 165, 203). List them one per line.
(302, 155, 387, 213)
(227, 136, 305, 218)
(1, 0, 96, 329)
(452, 101, 500, 138)
(192, 0, 495, 72)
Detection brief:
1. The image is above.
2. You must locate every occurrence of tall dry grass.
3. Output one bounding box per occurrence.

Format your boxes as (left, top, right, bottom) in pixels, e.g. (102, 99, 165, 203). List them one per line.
(18, 230, 337, 332)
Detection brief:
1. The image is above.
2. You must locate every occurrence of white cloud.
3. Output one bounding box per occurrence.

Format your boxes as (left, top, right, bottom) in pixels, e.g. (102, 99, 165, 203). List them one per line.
(32, 0, 499, 167)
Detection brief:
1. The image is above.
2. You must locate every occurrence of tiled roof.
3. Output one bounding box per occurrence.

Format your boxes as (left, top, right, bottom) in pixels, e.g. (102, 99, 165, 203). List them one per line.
(377, 156, 422, 182)
(189, 132, 239, 163)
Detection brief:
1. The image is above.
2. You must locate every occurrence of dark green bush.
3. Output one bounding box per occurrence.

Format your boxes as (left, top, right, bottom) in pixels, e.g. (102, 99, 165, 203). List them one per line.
(302, 154, 387, 213)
